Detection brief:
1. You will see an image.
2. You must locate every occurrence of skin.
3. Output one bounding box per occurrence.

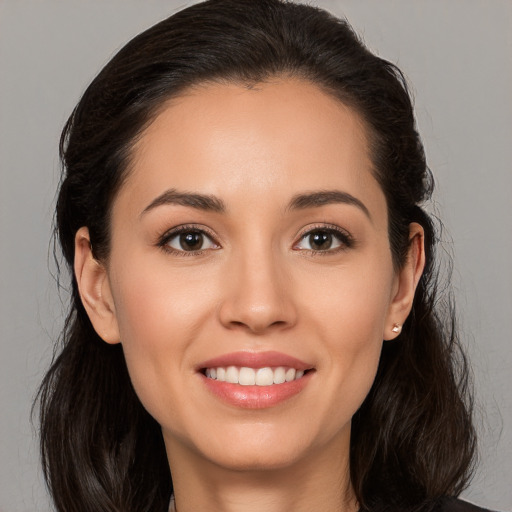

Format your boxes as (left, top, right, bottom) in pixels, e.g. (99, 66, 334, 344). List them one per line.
(74, 79, 425, 512)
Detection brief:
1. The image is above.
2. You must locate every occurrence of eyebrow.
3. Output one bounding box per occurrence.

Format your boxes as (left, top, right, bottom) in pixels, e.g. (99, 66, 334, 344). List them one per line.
(140, 189, 226, 217)
(287, 190, 371, 219)
(140, 188, 370, 220)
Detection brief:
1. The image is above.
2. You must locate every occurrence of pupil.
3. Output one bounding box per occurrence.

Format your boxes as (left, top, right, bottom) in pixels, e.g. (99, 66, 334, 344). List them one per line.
(310, 231, 332, 250)
(180, 232, 203, 251)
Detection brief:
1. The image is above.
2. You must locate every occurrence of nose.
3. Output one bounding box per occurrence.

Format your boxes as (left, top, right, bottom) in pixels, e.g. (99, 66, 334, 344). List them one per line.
(218, 248, 298, 334)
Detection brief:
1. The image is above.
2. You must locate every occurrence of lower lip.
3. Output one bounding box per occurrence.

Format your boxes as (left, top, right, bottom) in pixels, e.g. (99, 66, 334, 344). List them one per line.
(201, 371, 313, 409)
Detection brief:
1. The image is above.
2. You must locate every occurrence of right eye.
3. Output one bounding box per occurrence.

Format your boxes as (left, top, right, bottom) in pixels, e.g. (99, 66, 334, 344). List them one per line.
(162, 228, 219, 254)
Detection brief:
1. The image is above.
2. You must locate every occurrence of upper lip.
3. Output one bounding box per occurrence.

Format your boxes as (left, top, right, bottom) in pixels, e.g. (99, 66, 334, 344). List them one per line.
(197, 351, 313, 371)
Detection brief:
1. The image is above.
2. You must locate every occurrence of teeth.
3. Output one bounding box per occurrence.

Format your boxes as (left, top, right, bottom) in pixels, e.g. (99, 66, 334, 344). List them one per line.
(239, 367, 256, 385)
(285, 368, 296, 382)
(226, 366, 239, 384)
(273, 367, 286, 384)
(256, 367, 274, 386)
(204, 366, 307, 385)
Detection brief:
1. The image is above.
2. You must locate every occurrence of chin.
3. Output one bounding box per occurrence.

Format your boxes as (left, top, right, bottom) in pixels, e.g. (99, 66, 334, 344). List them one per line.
(195, 422, 323, 472)
(207, 444, 307, 472)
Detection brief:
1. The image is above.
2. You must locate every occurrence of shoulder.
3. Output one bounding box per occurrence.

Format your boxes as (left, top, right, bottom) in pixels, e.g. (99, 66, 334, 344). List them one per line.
(437, 497, 497, 512)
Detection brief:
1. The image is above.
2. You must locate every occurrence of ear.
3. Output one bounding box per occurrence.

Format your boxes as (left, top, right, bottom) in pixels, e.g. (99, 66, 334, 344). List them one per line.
(384, 222, 426, 340)
(74, 227, 120, 344)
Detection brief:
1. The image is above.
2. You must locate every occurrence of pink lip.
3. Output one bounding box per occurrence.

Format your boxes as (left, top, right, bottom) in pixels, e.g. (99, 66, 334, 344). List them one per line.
(197, 351, 315, 409)
(197, 350, 313, 371)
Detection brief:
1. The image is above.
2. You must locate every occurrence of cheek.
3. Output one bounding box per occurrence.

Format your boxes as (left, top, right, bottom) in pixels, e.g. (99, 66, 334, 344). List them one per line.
(111, 257, 219, 340)
(302, 263, 393, 412)
(304, 258, 393, 345)
(108, 262, 218, 417)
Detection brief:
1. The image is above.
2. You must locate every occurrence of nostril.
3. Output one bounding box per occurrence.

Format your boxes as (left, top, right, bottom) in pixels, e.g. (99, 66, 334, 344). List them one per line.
(218, 283, 298, 334)
(230, 321, 246, 329)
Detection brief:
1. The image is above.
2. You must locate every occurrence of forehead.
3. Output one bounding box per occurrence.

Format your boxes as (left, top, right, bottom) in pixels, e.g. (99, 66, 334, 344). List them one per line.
(117, 79, 385, 220)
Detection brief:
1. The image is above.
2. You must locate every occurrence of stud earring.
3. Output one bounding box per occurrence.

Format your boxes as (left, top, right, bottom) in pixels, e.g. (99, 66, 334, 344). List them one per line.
(392, 323, 401, 334)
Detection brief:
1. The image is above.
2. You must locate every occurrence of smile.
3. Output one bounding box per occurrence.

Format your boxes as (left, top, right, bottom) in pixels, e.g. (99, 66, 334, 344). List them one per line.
(198, 351, 314, 409)
(204, 366, 306, 386)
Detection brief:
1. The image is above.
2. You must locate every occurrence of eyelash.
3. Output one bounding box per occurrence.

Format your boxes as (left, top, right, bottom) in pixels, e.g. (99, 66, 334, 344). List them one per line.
(293, 224, 354, 255)
(157, 224, 219, 257)
(157, 223, 354, 257)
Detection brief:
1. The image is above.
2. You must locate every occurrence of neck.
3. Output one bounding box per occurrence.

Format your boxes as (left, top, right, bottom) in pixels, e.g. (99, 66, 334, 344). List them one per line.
(165, 432, 358, 512)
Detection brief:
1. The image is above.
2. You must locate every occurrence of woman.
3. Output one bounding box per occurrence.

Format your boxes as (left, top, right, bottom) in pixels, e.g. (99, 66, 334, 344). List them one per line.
(36, 0, 490, 511)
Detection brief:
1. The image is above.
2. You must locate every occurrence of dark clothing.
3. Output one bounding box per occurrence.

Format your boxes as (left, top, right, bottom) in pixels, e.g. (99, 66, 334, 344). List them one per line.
(358, 498, 497, 512)
(439, 498, 497, 512)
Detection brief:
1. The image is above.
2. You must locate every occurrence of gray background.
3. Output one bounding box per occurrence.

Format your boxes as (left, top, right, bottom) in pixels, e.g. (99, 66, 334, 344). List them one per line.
(1, 1, 510, 511)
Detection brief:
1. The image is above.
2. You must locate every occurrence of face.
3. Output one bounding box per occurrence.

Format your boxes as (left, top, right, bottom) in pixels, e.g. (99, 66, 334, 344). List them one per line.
(77, 79, 419, 475)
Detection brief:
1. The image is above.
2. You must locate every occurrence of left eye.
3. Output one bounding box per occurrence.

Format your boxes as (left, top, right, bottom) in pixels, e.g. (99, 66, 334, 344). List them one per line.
(295, 229, 346, 252)
(166, 230, 218, 252)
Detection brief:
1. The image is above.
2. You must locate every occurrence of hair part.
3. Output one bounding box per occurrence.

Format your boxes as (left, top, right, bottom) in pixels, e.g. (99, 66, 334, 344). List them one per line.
(37, 1, 476, 511)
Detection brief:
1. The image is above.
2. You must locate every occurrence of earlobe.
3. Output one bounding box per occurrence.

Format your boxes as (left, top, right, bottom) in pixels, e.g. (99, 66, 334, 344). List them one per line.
(384, 223, 426, 340)
(74, 227, 120, 344)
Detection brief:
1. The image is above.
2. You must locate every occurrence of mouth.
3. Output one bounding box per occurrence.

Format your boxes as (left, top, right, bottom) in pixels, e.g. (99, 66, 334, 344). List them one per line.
(202, 366, 310, 386)
(197, 351, 315, 409)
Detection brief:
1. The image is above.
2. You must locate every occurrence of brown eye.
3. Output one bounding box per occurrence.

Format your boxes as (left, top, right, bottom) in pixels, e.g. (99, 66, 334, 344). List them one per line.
(294, 227, 351, 252)
(165, 230, 218, 253)
(179, 232, 204, 251)
(308, 231, 333, 250)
